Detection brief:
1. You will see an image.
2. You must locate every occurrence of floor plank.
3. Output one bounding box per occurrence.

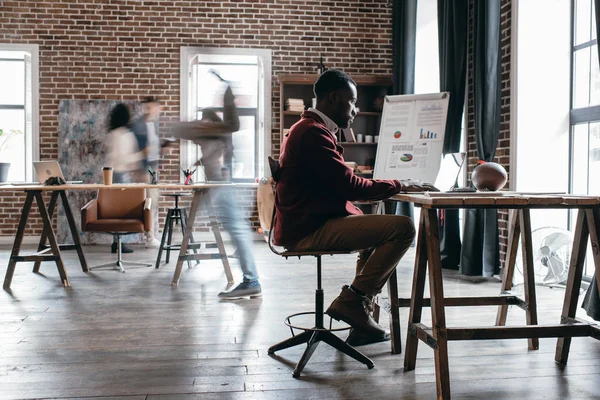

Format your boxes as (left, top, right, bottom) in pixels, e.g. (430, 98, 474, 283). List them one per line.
(0, 236, 599, 400)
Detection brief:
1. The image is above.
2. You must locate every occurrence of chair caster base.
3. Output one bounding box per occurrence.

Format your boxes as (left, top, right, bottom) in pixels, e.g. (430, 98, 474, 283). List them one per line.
(269, 328, 374, 378)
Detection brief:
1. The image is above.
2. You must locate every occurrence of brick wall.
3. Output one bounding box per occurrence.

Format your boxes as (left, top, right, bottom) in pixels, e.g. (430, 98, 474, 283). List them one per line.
(0, 0, 393, 236)
(465, 0, 512, 269)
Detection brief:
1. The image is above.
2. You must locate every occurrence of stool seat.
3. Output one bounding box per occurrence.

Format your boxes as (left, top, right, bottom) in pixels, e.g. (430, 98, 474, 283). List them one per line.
(278, 250, 355, 257)
(155, 195, 200, 269)
(270, 242, 356, 258)
(164, 192, 193, 198)
(163, 192, 193, 209)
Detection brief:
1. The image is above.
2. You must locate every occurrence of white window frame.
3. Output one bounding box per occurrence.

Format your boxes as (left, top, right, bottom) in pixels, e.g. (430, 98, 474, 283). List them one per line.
(0, 43, 40, 181)
(179, 46, 272, 182)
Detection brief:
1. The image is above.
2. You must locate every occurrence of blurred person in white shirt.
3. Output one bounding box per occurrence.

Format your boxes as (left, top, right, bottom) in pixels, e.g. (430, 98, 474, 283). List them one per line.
(105, 103, 145, 254)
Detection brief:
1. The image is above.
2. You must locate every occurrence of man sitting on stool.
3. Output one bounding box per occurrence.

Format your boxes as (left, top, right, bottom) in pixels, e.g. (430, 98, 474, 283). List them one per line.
(273, 69, 438, 345)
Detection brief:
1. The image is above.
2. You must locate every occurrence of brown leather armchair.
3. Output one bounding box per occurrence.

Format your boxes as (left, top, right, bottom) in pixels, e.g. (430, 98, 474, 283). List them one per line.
(81, 188, 152, 272)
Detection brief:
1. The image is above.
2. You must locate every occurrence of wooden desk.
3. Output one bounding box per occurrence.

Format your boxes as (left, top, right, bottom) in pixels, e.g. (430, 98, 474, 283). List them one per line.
(0, 183, 257, 289)
(391, 192, 600, 400)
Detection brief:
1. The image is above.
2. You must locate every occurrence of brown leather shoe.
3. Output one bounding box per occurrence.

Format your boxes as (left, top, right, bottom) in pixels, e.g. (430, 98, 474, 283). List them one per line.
(326, 285, 387, 336)
(346, 328, 391, 346)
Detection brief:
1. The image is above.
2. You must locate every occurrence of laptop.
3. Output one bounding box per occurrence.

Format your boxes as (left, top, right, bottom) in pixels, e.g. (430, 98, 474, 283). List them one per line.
(433, 152, 473, 192)
(33, 161, 83, 184)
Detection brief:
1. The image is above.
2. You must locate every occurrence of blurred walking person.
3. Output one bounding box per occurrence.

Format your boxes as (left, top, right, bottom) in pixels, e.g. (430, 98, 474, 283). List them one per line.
(130, 97, 162, 248)
(173, 70, 260, 299)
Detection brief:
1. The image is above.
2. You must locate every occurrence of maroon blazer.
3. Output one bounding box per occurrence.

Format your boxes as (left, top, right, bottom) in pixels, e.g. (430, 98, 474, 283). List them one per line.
(273, 111, 402, 246)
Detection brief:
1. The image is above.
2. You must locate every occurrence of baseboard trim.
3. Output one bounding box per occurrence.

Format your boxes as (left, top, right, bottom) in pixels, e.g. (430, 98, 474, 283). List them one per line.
(0, 236, 39, 245)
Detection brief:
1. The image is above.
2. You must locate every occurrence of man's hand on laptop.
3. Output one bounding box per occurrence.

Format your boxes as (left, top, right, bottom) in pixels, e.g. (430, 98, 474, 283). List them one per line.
(399, 179, 440, 193)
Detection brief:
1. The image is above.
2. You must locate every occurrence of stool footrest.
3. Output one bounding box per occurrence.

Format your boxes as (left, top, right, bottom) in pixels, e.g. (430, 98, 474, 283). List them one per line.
(284, 311, 351, 333)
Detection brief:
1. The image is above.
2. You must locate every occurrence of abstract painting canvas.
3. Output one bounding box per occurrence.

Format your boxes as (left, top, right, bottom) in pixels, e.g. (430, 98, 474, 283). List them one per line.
(57, 100, 153, 245)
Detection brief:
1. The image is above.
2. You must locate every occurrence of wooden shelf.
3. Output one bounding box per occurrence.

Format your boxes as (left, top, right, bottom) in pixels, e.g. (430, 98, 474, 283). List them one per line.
(278, 74, 392, 86)
(279, 73, 390, 169)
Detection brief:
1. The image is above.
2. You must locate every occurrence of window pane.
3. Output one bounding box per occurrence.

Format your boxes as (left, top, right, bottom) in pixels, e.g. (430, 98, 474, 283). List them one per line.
(573, 47, 591, 108)
(575, 0, 592, 45)
(0, 61, 25, 105)
(415, 0, 440, 94)
(195, 64, 258, 109)
(585, 122, 600, 277)
(190, 113, 256, 180)
(0, 51, 25, 59)
(590, 122, 600, 194)
(0, 109, 26, 181)
(593, 3, 597, 40)
(232, 116, 255, 179)
(572, 123, 589, 194)
(591, 45, 600, 106)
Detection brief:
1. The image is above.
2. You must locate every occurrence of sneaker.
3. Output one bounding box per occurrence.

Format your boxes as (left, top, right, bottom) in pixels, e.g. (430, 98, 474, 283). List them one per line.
(218, 280, 262, 300)
(145, 237, 161, 249)
(111, 242, 134, 254)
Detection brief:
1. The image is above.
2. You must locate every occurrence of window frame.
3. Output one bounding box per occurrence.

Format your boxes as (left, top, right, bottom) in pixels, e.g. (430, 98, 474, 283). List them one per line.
(0, 43, 39, 182)
(179, 47, 272, 183)
(568, 0, 599, 278)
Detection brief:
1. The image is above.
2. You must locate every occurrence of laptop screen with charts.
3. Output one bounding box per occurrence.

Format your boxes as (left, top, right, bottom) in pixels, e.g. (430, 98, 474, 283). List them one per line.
(33, 161, 83, 184)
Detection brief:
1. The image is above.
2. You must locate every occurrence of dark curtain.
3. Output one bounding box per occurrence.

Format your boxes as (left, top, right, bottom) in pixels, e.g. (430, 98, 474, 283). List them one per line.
(438, 0, 468, 270)
(460, 0, 502, 277)
(392, 0, 417, 94)
(582, 0, 600, 320)
(390, 0, 417, 219)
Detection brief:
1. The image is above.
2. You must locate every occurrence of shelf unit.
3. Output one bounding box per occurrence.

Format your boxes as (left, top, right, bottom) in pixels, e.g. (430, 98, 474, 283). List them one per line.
(278, 74, 392, 168)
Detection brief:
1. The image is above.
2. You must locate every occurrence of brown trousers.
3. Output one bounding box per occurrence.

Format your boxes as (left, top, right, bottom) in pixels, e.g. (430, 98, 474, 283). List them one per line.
(289, 214, 416, 296)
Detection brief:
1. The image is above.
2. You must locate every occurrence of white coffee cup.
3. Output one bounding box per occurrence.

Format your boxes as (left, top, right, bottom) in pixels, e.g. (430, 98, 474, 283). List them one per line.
(356, 134, 364, 142)
(365, 135, 374, 143)
(374, 135, 379, 143)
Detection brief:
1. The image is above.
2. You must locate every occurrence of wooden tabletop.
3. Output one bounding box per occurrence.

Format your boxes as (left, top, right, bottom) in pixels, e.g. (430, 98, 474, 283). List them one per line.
(391, 192, 600, 208)
(0, 182, 259, 191)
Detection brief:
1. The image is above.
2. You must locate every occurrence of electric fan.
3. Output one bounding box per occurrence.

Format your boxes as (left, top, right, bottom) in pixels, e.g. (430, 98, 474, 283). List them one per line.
(514, 227, 572, 287)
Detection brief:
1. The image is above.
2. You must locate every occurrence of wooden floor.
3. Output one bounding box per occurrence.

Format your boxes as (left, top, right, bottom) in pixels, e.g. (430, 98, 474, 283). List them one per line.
(1, 236, 600, 400)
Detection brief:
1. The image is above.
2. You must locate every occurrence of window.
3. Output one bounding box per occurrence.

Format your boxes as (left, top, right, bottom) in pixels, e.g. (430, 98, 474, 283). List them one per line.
(180, 47, 271, 182)
(0, 44, 39, 182)
(414, 0, 468, 235)
(569, 0, 599, 277)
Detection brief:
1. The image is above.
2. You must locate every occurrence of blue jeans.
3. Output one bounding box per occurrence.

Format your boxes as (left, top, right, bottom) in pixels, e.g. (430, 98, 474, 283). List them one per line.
(210, 187, 259, 282)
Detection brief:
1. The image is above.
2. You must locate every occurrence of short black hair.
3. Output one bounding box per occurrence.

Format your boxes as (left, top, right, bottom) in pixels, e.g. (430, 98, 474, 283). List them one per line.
(109, 103, 131, 131)
(141, 96, 159, 104)
(313, 69, 357, 100)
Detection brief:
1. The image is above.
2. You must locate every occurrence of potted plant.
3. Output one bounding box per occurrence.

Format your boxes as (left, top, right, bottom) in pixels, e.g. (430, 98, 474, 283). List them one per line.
(0, 128, 23, 182)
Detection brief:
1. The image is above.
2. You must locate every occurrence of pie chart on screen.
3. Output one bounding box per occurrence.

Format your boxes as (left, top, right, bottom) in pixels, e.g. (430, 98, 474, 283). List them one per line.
(394, 131, 402, 139)
(400, 154, 413, 162)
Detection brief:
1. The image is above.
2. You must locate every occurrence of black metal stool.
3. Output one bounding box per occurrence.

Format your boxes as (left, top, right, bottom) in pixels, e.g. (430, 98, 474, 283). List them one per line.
(155, 192, 199, 269)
